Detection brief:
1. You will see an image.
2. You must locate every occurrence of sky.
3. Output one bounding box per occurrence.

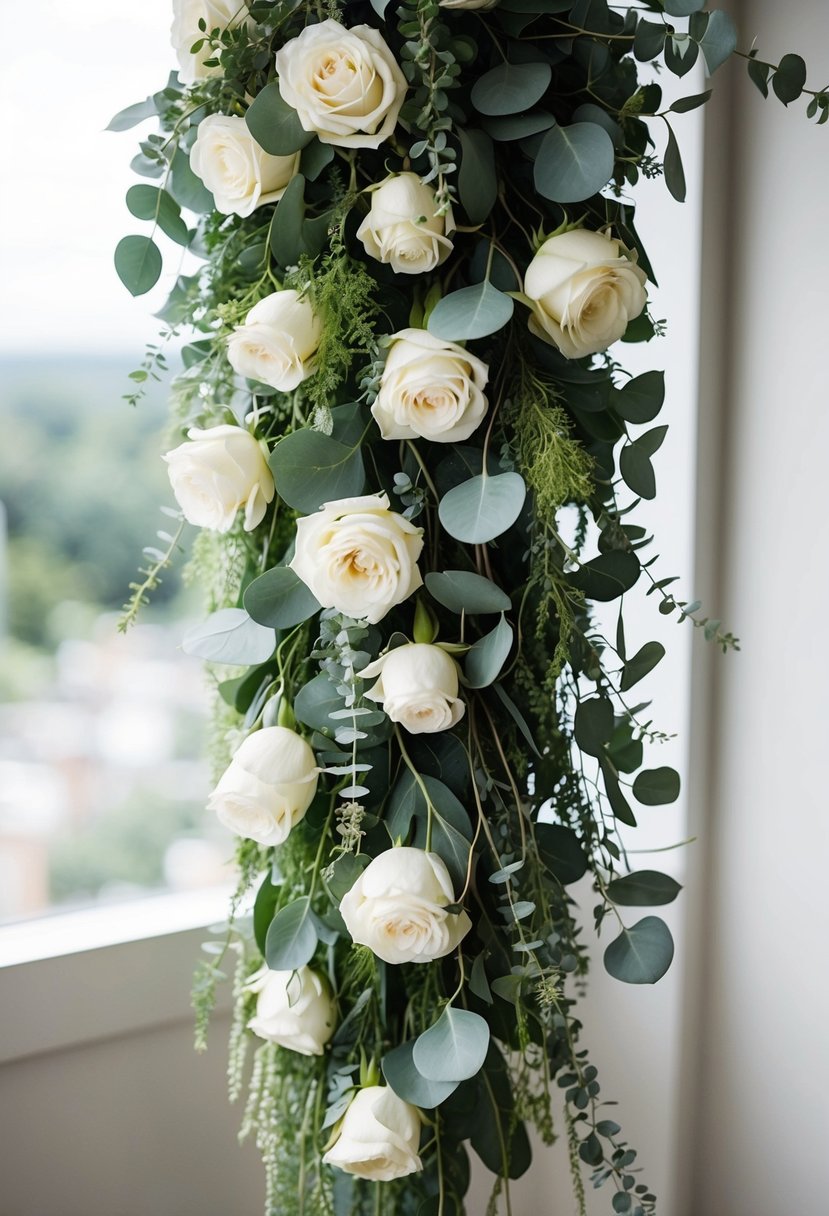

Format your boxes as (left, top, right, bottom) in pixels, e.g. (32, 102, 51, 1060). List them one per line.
(0, 0, 182, 356)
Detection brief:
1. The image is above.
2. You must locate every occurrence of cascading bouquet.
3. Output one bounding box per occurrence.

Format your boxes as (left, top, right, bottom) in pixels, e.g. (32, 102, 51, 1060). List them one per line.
(112, 1, 823, 1213)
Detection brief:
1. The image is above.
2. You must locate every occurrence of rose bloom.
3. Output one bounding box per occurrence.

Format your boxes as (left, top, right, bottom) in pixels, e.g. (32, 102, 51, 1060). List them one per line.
(357, 174, 454, 276)
(340, 847, 471, 965)
(323, 1087, 422, 1181)
(189, 114, 299, 217)
(523, 228, 647, 360)
(246, 966, 335, 1056)
(275, 19, 406, 150)
(171, 0, 253, 84)
(207, 726, 319, 846)
(163, 424, 274, 533)
(372, 328, 488, 443)
(227, 290, 322, 391)
(289, 493, 423, 625)
(362, 644, 465, 734)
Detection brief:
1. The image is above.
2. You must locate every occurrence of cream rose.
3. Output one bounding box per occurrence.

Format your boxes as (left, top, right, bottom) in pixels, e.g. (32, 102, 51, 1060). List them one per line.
(523, 228, 648, 360)
(289, 494, 423, 625)
(362, 644, 465, 734)
(275, 19, 406, 150)
(371, 328, 488, 442)
(323, 1086, 422, 1181)
(163, 424, 275, 533)
(227, 290, 322, 391)
(357, 174, 455, 276)
(189, 114, 299, 217)
(171, 0, 253, 84)
(340, 847, 471, 965)
(207, 726, 319, 846)
(246, 965, 335, 1055)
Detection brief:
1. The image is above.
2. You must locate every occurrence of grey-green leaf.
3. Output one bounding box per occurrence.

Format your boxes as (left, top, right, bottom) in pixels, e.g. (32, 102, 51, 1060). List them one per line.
(126, 184, 190, 246)
(107, 96, 157, 132)
(114, 235, 162, 296)
(471, 62, 552, 117)
(269, 428, 365, 514)
(439, 473, 526, 544)
(245, 80, 314, 155)
(383, 1041, 459, 1108)
(244, 566, 321, 629)
(698, 9, 738, 75)
(482, 111, 555, 142)
(663, 122, 686, 203)
(265, 897, 318, 970)
(182, 608, 275, 665)
(413, 1008, 490, 1083)
(620, 641, 665, 691)
(426, 571, 511, 615)
(458, 129, 498, 225)
(615, 371, 665, 423)
(606, 870, 682, 907)
(603, 916, 675, 984)
(428, 281, 514, 342)
(465, 615, 513, 688)
(534, 122, 615, 203)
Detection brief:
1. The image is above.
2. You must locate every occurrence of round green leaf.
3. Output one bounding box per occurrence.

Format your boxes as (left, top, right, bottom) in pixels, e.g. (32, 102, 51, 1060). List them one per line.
(471, 62, 552, 116)
(425, 570, 511, 615)
(427, 281, 514, 342)
(245, 81, 314, 155)
(294, 672, 343, 732)
(698, 9, 738, 75)
(114, 235, 162, 296)
(574, 696, 614, 756)
(615, 371, 665, 423)
(106, 96, 157, 132)
(482, 111, 555, 142)
(603, 916, 675, 984)
(244, 566, 321, 629)
(570, 551, 640, 602)
(269, 428, 365, 514)
(169, 145, 214, 214)
(457, 129, 497, 225)
(620, 442, 656, 500)
(534, 122, 615, 203)
(265, 896, 318, 970)
(439, 473, 526, 544)
(382, 1041, 459, 1108)
(126, 185, 189, 246)
(413, 1008, 490, 1083)
(632, 767, 681, 806)
(535, 823, 588, 885)
(772, 53, 807, 106)
(464, 615, 513, 689)
(619, 641, 665, 692)
(182, 608, 275, 665)
(606, 870, 682, 907)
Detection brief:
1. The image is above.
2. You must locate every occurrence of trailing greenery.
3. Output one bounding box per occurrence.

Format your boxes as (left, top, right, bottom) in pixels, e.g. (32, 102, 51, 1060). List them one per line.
(113, 2, 817, 1214)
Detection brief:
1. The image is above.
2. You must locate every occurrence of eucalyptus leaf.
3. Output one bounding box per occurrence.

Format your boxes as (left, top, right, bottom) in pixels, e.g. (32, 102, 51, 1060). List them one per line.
(620, 442, 656, 499)
(464, 615, 513, 688)
(269, 428, 365, 513)
(471, 62, 552, 117)
(633, 19, 666, 63)
(114, 235, 162, 296)
(106, 96, 157, 132)
(616, 371, 665, 423)
(458, 129, 498, 225)
(253, 873, 280, 956)
(482, 111, 555, 142)
(126, 184, 190, 246)
(294, 673, 344, 732)
(413, 1008, 490, 1083)
(620, 641, 665, 691)
(169, 145, 214, 214)
(426, 570, 511, 615)
(603, 916, 675, 984)
(663, 0, 704, 14)
(439, 473, 526, 544)
(663, 122, 687, 203)
(698, 9, 738, 75)
(182, 608, 275, 665)
(245, 80, 314, 155)
(772, 54, 807, 106)
(606, 870, 682, 907)
(535, 823, 588, 885)
(265, 896, 319, 970)
(570, 551, 640, 601)
(428, 281, 514, 342)
(244, 566, 321, 629)
(574, 697, 614, 756)
(632, 766, 681, 805)
(382, 1041, 459, 1108)
(534, 122, 615, 203)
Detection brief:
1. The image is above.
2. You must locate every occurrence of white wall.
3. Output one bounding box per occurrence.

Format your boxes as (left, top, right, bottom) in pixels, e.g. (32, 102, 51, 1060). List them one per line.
(681, 2, 829, 1213)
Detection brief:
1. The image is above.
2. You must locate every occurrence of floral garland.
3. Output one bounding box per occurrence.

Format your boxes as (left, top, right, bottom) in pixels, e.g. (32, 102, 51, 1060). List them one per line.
(113, 2, 822, 1213)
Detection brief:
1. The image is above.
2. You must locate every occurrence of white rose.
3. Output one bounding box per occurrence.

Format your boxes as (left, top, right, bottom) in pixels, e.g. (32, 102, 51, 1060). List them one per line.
(207, 726, 319, 846)
(362, 644, 465, 734)
(323, 1086, 422, 1181)
(189, 114, 300, 217)
(227, 290, 322, 391)
(163, 424, 275, 533)
(171, 0, 253, 84)
(246, 965, 335, 1056)
(371, 328, 489, 443)
(290, 494, 424, 625)
(340, 847, 471, 965)
(523, 228, 648, 360)
(357, 174, 455, 276)
(275, 19, 407, 150)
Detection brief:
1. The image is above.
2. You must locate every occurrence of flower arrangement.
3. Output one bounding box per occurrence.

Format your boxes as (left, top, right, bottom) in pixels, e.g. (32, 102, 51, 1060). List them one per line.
(112, 1, 823, 1213)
